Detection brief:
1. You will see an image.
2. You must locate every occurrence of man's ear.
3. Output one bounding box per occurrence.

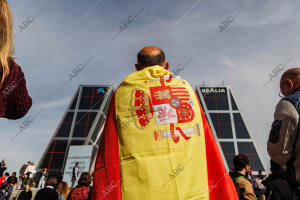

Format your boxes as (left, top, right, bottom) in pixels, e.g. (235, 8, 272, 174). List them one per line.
(283, 79, 294, 94)
(165, 62, 170, 70)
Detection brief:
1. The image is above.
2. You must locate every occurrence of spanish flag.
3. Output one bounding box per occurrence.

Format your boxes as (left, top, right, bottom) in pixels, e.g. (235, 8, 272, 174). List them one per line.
(92, 65, 238, 200)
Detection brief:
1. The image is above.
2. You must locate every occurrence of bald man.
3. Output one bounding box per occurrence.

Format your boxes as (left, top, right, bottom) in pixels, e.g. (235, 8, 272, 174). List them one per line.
(91, 46, 238, 200)
(266, 68, 300, 198)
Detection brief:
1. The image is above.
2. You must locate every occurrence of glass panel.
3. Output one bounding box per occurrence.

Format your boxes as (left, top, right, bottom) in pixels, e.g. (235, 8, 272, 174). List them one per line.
(220, 142, 235, 170)
(79, 87, 95, 110)
(49, 154, 65, 169)
(92, 87, 109, 110)
(69, 91, 79, 109)
(73, 112, 97, 137)
(42, 140, 67, 170)
(230, 92, 238, 110)
(40, 154, 50, 169)
(56, 112, 74, 137)
(237, 142, 264, 171)
(79, 87, 108, 110)
(200, 87, 229, 110)
(210, 113, 233, 138)
(234, 113, 250, 139)
(70, 140, 85, 145)
(53, 140, 68, 152)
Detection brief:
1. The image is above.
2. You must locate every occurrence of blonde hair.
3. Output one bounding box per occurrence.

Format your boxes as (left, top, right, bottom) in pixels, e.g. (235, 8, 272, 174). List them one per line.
(57, 181, 70, 199)
(0, 0, 14, 85)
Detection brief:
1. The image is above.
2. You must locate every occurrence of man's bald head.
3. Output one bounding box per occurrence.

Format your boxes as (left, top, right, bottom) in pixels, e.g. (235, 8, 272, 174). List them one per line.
(280, 68, 300, 96)
(135, 46, 168, 71)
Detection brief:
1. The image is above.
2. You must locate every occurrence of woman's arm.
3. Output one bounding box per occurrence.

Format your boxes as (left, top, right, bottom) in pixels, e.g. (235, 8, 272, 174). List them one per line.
(4, 63, 32, 119)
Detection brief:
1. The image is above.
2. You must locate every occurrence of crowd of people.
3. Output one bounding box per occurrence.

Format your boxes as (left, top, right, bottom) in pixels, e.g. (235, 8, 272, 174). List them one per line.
(0, 160, 38, 199)
(33, 172, 92, 200)
(230, 154, 300, 200)
(0, 160, 92, 200)
(1, 0, 300, 198)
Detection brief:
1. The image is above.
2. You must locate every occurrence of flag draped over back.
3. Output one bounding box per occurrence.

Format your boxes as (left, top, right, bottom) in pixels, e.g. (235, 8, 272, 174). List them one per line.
(92, 65, 238, 200)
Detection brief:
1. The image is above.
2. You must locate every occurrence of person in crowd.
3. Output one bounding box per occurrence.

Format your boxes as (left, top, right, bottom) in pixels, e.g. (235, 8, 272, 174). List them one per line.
(262, 160, 299, 200)
(230, 154, 265, 200)
(19, 161, 30, 189)
(57, 181, 70, 200)
(5, 172, 17, 199)
(71, 162, 79, 189)
(267, 68, 300, 198)
(0, 0, 32, 120)
(7, 172, 18, 188)
(24, 162, 36, 187)
(0, 0, 32, 119)
(17, 184, 32, 200)
(38, 168, 48, 189)
(0, 161, 7, 177)
(253, 171, 266, 199)
(258, 171, 265, 180)
(0, 172, 9, 186)
(0, 181, 9, 200)
(91, 46, 239, 200)
(68, 172, 91, 200)
(34, 176, 58, 200)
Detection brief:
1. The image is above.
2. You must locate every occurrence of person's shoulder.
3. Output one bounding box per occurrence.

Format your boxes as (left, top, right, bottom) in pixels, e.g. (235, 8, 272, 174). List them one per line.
(276, 99, 295, 109)
(7, 59, 23, 75)
(236, 176, 252, 187)
(275, 100, 298, 118)
(1, 59, 24, 87)
(37, 188, 46, 192)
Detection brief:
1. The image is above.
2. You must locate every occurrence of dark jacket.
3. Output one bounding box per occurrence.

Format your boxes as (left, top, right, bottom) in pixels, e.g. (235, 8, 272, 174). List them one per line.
(262, 162, 299, 200)
(72, 166, 79, 179)
(268, 88, 300, 196)
(34, 187, 58, 200)
(17, 190, 32, 200)
(230, 171, 257, 200)
(0, 59, 32, 119)
(19, 164, 27, 179)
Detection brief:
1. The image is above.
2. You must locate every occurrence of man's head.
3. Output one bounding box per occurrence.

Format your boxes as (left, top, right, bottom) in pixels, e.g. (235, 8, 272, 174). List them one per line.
(76, 162, 79, 167)
(25, 184, 30, 191)
(280, 68, 300, 96)
(233, 154, 251, 175)
(135, 46, 169, 71)
(78, 172, 92, 187)
(12, 172, 16, 177)
(46, 177, 57, 187)
(4, 172, 9, 178)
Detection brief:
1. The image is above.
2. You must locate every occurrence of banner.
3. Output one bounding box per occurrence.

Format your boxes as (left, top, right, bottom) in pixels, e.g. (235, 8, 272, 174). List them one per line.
(63, 145, 93, 187)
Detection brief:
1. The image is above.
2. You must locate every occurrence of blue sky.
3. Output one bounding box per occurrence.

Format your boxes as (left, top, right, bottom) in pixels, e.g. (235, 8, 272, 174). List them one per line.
(1, 0, 299, 173)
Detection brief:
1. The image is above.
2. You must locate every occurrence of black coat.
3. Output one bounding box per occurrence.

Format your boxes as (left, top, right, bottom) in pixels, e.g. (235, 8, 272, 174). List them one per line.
(262, 169, 299, 200)
(34, 187, 58, 200)
(17, 190, 32, 200)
